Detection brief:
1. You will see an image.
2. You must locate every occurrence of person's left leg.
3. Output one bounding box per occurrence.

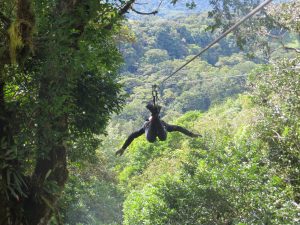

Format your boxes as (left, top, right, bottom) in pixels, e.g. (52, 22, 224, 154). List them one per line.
(153, 117, 167, 141)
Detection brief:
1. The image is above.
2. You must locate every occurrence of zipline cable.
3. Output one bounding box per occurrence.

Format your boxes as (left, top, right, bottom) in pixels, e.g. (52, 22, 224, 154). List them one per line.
(169, 73, 248, 85)
(158, 0, 273, 86)
(132, 73, 249, 97)
(156, 0, 164, 11)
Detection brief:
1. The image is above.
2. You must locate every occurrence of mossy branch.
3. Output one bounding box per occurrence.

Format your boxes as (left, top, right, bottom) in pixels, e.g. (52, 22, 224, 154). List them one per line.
(8, 21, 25, 64)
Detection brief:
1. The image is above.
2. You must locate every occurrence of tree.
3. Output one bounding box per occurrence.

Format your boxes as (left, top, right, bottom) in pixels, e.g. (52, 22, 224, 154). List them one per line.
(58, 160, 124, 225)
(0, 0, 145, 224)
(250, 57, 300, 203)
(156, 25, 188, 59)
(207, 0, 300, 58)
(121, 97, 299, 224)
(143, 49, 169, 64)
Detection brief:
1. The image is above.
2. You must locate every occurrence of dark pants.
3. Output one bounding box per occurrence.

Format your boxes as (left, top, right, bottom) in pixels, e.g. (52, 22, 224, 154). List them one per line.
(144, 117, 167, 143)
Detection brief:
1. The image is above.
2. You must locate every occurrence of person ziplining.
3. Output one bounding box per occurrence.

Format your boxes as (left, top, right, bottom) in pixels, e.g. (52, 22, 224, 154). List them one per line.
(116, 103, 201, 156)
(116, 0, 273, 156)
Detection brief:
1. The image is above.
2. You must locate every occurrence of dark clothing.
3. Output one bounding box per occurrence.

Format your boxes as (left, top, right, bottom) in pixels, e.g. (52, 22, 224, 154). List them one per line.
(116, 103, 200, 155)
(120, 119, 199, 150)
(145, 115, 167, 142)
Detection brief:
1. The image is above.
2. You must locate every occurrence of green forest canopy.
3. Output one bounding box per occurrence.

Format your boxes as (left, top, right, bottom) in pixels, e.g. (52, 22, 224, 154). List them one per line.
(63, 2, 299, 224)
(0, 0, 299, 224)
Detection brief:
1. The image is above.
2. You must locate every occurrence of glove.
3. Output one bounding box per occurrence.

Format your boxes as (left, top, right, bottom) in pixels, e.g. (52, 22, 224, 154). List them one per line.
(193, 133, 202, 138)
(115, 148, 125, 156)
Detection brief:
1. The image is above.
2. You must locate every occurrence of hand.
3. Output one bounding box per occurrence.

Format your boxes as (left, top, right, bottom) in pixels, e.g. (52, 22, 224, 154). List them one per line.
(193, 133, 202, 138)
(115, 148, 125, 156)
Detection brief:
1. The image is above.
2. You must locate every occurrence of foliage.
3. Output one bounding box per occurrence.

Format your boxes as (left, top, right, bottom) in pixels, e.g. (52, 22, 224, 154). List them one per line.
(95, 3, 300, 223)
(1, 0, 299, 224)
(267, 0, 300, 33)
(0, 0, 128, 224)
(96, 2, 299, 224)
(121, 96, 299, 224)
(250, 56, 300, 202)
(58, 159, 124, 225)
(207, 0, 300, 57)
(121, 13, 242, 73)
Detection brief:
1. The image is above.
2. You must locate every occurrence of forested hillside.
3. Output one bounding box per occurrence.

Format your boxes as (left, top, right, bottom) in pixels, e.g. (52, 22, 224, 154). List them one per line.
(1, 0, 299, 224)
(60, 1, 299, 224)
(116, 55, 300, 224)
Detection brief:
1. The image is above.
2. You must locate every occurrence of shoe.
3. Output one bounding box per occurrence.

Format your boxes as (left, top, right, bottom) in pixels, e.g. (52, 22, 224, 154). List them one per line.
(146, 103, 161, 115)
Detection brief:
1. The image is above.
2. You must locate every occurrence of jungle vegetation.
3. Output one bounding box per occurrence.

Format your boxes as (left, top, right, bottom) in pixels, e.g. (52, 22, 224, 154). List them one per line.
(0, 0, 299, 224)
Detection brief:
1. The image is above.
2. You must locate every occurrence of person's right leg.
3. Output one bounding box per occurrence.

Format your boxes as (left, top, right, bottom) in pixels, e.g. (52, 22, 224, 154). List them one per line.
(144, 121, 156, 143)
(152, 117, 167, 141)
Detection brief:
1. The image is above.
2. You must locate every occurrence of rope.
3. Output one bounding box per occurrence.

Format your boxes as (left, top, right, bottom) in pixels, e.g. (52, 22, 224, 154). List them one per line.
(158, 0, 273, 86)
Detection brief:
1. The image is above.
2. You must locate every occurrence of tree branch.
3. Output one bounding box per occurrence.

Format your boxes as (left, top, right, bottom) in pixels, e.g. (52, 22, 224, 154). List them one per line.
(118, 0, 136, 16)
(282, 46, 300, 53)
(266, 32, 300, 53)
(257, 30, 300, 54)
(131, 7, 158, 15)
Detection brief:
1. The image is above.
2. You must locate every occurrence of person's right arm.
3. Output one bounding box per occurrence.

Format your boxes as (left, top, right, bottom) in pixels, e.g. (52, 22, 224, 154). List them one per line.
(116, 128, 144, 156)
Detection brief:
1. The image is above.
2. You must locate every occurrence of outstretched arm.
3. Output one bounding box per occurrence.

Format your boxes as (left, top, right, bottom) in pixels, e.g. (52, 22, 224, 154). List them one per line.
(164, 123, 201, 138)
(116, 128, 144, 156)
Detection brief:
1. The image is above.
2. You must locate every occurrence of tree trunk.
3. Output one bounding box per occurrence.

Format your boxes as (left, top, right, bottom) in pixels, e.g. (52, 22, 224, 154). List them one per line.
(0, 0, 128, 223)
(0, 0, 70, 223)
(23, 76, 69, 224)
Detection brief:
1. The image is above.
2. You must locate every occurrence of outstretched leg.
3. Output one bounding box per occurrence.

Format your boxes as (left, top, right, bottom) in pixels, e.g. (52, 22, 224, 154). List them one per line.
(163, 122, 201, 138)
